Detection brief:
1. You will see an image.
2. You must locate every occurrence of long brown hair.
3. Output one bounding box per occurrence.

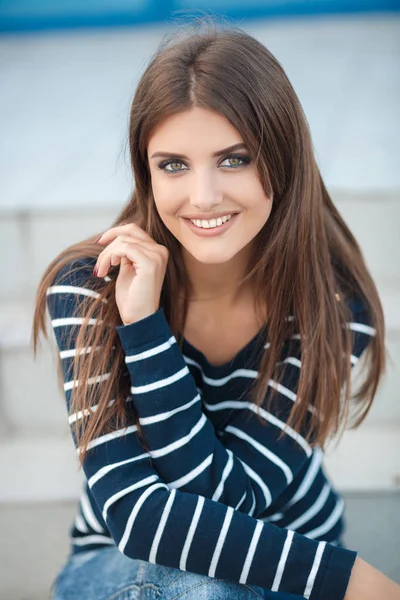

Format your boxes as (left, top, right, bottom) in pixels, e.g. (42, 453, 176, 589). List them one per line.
(32, 19, 386, 466)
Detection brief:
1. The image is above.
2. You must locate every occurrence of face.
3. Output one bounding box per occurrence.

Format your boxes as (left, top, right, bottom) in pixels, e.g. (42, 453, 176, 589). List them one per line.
(147, 106, 273, 265)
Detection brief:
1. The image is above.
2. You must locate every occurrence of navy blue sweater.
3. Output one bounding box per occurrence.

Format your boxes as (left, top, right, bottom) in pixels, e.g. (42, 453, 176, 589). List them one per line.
(46, 258, 375, 599)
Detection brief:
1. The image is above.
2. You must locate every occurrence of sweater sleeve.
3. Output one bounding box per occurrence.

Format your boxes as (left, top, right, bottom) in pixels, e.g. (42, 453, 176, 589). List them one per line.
(45, 260, 362, 600)
(116, 293, 375, 522)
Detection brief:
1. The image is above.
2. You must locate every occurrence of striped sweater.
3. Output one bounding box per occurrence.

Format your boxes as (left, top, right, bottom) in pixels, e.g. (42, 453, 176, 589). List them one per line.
(46, 257, 375, 600)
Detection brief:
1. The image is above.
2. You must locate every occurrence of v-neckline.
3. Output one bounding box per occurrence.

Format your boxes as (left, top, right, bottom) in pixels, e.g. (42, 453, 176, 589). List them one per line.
(180, 322, 269, 374)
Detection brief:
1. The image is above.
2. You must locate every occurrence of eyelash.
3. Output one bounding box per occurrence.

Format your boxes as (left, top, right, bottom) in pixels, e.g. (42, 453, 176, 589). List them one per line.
(157, 153, 251, 173)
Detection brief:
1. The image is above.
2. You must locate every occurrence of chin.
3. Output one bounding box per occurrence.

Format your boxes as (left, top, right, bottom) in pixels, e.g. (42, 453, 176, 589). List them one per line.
(184, 246, 239, 265)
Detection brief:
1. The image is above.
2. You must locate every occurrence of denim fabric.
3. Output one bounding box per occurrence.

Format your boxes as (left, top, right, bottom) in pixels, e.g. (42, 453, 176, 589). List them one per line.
(50, 547, 304, 600)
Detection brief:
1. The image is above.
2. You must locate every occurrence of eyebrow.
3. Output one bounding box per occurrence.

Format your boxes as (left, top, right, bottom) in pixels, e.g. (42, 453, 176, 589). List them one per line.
(150, 143, 248, 160)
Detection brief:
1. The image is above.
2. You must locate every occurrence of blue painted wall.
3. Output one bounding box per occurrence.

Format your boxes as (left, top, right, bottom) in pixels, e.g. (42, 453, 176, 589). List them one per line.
(1, 0, 399, 33)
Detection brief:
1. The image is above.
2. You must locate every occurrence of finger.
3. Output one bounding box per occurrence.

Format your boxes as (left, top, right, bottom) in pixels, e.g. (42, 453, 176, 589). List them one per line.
(96, 236, 166, 272)
(95, 242, 163, 278)
(101, 235, 157, 251)
(97, 222, 153, 245)
(97, 237, 161, 271)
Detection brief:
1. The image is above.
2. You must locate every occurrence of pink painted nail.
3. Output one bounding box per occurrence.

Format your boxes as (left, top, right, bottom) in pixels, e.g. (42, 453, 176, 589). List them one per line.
(93, 265, 99, 277)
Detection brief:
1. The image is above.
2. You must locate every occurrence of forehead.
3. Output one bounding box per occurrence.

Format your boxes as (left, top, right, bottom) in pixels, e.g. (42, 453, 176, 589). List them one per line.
(147, 107, 243, 155)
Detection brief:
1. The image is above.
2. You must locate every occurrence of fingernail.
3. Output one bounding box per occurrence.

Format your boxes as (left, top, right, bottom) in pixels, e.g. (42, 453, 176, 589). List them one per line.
(93, 265, 99, 277)
(94, 234, 103, 243)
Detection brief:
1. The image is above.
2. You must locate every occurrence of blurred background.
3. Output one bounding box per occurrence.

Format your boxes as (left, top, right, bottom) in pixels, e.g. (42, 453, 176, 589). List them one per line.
(0, 1, 399, 598)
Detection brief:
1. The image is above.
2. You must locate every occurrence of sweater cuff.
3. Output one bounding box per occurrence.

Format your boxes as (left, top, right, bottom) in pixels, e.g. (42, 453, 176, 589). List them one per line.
(317, 546, 358, 600)
(116, 308, 173, 351)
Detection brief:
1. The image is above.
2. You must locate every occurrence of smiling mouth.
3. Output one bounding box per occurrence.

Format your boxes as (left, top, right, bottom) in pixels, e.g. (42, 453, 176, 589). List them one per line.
(182, 212, 239, 236)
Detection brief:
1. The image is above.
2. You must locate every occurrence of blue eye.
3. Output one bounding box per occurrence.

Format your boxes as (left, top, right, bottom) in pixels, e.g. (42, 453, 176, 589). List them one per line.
(157, 153, 251, 173)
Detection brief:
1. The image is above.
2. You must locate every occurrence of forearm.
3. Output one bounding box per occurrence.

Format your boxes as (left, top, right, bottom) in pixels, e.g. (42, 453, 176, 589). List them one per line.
(345, 556, 400, 600)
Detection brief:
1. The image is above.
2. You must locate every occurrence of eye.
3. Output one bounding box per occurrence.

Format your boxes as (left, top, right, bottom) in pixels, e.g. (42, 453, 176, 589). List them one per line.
(220, 153, 251, 168)
(157, 160, 188, 173)
(156, 153, 251, 174)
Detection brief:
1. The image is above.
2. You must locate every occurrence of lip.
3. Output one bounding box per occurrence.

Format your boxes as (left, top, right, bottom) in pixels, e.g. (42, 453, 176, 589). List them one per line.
(183, 213, 239, 237)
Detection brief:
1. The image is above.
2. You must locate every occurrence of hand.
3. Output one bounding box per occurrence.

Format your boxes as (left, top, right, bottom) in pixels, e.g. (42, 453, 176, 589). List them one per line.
(94, 223, 169, 325)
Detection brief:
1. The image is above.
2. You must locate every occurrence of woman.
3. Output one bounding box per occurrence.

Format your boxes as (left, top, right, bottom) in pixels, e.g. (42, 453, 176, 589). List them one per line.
(32, 21, 399, 600)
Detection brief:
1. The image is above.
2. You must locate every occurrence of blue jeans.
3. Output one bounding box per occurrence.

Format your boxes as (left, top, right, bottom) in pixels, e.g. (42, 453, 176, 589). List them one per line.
(50, 547, 304, 599)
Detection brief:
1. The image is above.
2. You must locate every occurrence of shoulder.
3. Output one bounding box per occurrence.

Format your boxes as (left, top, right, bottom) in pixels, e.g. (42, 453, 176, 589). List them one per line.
(46, 256, 101, 319)
(50, 256, 97, 288)
(342, 293, 376, 364)
(343, 293, 375, 333)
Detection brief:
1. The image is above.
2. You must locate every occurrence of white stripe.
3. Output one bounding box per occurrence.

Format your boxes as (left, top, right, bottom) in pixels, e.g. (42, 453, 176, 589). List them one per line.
(280, 356, 301, 368)
(168, 454, 213, 489)
(238, 459, 272, 509)
(225, 425, 294, 484)
(183, 356, 258, 387)
(284, 447, 324, 510)
(269, 379, 316, 416)
(47, 285, 102, 300)
(209, 506, 235, 577)
(235, 491, 247, 511)
(80, 491, 105, 533)
(73, 535, 115, 546)
(88, 453, 149, 488)
(149, 489, 177, 563)
(271, 529, 295, 591)
(125, 336, 176, 362)
(60, 346, 100, 359)
(180, 496, 205, 571)
(350, 354, 358, 365)
(51, 317, 101, 327)
(139, 394, 201, 425)
(239, 520, 263, 584)
(203, 399, 312, 457)
(306, 497, 345, 539)
(70, 394, 200, 427)
(286, 483, 331, 531)
(69, 398, 116, 424)
(74, 513, 89, 533)
(78, 424, 138, 453)
(303, 542, 326, 599)
(264, 513, 283, 522)
(347, 322, 376, 336)
(150, 414, 207, 459)
(131, 366, 189, 394)
(248, 488, 256, 517)
(203, 369, 258, 387)
(64, 372, 110, 392)
(212, 450, 234, 502)
(118, 483, 168, 554)
(268, 379, 296, 402)
(102, 474, 159, 521)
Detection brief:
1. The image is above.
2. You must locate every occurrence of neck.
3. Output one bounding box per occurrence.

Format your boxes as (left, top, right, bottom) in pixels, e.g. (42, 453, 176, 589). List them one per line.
(181, 245, 253, 305)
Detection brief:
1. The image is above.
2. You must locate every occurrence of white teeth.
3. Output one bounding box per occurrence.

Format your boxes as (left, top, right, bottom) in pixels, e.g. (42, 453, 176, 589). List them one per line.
(190, 214, 233, 229)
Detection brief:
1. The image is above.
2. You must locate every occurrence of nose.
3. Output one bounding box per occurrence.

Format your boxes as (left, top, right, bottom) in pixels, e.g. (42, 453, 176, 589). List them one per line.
(189, 170, 223, 211)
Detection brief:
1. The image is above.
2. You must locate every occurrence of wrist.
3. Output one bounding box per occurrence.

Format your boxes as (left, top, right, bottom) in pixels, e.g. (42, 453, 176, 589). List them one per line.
(122, 309, 158, 326)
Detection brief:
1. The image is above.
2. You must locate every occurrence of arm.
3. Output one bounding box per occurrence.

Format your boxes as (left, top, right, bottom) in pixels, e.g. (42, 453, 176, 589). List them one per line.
(345, 557, 400, 599)
(45, 260, 362, 600)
